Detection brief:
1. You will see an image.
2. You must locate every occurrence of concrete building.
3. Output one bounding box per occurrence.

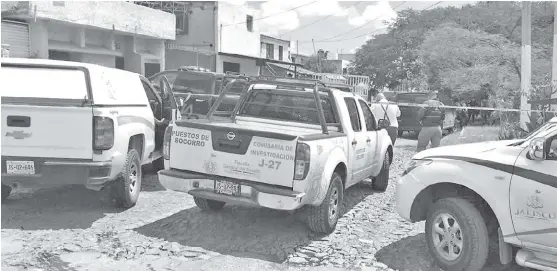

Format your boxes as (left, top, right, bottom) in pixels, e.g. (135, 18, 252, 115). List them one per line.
(1, 1, 175, 76)
(136, 1, 301, 76)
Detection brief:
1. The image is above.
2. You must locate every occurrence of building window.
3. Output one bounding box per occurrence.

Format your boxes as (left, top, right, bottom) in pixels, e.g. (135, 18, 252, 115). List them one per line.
(176, 12, 189, 35)
(291, 57, 296, 63)
(223, 61, 240, 73)
(266, 43, 274, 59)
(48, 50, 70, 61)
(115, 57, 125, 70)
(278, 46, 283, 61)
(246, 15, 253, 32)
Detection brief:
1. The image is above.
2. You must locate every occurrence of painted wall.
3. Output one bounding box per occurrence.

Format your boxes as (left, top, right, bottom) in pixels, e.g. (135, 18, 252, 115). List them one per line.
(217, 2, 260, 58)
(168, 2, 217, 56)
(30, 1, 175, 40)
(217, 55, 258, 76)
(260, 35, 290, 62)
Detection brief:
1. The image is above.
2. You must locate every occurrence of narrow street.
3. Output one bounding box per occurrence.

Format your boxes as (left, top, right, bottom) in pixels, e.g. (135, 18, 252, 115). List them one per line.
(1, 143, 526, 271)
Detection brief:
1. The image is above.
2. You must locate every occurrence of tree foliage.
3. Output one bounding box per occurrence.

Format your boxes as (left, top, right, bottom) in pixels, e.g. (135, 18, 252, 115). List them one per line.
(351, 1, 554, 103)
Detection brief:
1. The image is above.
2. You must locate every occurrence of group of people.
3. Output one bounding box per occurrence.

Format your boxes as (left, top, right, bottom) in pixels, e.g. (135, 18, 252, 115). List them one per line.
(372, 91, 445, 152)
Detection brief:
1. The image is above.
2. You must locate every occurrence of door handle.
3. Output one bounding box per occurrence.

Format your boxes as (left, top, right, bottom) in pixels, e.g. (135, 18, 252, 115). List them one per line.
(366, 138, 371, 143)
(352, 140, 357, 146)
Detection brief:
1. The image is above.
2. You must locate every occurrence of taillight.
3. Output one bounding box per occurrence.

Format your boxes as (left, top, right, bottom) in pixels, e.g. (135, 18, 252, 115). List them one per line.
(93, 116, 114, 150)
(163, 126, 173, 160)
(294, 142, 311, 180)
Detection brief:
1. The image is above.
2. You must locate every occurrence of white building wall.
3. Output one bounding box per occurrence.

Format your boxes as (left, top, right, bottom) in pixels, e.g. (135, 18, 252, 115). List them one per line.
(217, 55, 258, 75)
(30, 1, 175, 40)
(260, 35, 290, 62)
(217, 2, 259, 58)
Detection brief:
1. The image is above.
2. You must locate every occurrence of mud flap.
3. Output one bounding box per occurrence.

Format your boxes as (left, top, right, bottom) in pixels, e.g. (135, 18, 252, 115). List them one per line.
(499, 227, 513, 265)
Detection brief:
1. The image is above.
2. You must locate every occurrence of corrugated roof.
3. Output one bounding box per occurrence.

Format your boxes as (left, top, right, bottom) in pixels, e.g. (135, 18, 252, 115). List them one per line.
(268, 62, 315, 75)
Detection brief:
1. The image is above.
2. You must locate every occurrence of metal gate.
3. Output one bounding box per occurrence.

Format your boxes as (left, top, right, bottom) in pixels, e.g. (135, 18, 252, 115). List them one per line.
(1, 20, 30, 58)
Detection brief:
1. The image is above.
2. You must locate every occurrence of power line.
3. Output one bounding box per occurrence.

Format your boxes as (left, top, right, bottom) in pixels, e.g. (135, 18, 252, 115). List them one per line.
(222, 1, 320, 27)
(279, 1, 363, 37)
(301, 1, 442, 44)
(304, 1, 407, 43)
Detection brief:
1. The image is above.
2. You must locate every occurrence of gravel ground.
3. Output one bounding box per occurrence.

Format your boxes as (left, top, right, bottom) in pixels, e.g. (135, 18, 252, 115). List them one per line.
(1, 144, 527, 271)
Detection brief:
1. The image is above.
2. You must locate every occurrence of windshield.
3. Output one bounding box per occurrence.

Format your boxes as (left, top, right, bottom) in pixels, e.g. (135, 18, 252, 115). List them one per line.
(152, 71, 215, 95)
(524, 122, 557, 141)
(238, 90, 337, 125)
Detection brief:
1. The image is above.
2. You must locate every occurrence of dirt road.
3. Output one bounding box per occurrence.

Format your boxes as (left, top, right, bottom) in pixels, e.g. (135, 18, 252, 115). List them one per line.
(1, 145, 526, 271)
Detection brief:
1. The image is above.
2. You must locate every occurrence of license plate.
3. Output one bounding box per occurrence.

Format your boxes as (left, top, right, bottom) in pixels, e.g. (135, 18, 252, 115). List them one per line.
(214, 180, 240, 196)
(6, 160, 35, 175)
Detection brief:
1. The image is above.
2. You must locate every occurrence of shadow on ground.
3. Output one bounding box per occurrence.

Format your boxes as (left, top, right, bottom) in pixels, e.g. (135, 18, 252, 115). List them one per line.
(1, 173, 164, 230)
(134, 181, 377, 264)
(376, 234, 528, 271)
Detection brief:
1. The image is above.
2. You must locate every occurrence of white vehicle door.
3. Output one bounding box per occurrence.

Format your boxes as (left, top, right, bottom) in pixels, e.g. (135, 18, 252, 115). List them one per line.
(357, 99, 380, 175)
(343, 97, 368, 186)
(509, 124, 557, 250)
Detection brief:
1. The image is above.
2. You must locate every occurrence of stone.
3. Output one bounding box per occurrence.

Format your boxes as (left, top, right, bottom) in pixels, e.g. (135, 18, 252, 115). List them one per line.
(309, 257, 319, 262)
(315, 252, 328, 258)
(182, 252, 199, 258)
(197, 254, 211, 260)
(373, 262, 389, 269)
(288, 257, 308, 264)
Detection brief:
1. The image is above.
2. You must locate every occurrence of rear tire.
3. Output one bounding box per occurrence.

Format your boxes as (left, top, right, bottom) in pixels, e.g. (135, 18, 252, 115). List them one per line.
(110, 149, 142, 208)
(307, 172, 344, 234)
(194, 197, 226, 211)
(371, 151, 390, 192)
(425, 197, 489, 271)
(2, 184, 12, 203)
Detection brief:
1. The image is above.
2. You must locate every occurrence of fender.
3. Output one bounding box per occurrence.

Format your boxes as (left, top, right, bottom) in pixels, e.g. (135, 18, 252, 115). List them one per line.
(370, 132, 393, 176)
(309, 146, 348, 206)
(409, 159, 517, 242)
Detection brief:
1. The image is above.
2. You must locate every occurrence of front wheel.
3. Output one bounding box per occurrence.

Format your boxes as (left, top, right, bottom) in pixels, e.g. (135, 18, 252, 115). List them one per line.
(307, 172, 344, 234)
(371, 151, 390, 192)
(425, 197, 489, 271)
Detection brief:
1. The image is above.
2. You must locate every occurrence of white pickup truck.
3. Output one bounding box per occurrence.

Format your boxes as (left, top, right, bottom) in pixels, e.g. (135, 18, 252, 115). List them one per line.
(1, 58, 180, 207)
(397, 118, 557, 271)
(158, 77, 393, 233)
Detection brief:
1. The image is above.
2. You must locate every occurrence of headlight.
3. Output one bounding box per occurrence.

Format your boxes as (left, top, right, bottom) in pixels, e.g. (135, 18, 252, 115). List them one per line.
(402, 159, 432, 176)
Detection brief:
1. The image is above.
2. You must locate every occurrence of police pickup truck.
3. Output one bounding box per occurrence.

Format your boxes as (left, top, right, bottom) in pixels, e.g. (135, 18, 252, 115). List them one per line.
(158, 77, 393, 234)
(397, 118, 557, 271)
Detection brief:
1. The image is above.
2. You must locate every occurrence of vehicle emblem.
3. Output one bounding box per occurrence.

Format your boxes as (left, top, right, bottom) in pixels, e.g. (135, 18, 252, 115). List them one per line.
(226, 132, 236, 140)
(6, 131, 31, 140)
(526, 190, 544, 209)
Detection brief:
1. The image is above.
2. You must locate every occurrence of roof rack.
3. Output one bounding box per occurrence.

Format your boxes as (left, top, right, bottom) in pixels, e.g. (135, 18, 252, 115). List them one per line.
(249, 75, 327, 89)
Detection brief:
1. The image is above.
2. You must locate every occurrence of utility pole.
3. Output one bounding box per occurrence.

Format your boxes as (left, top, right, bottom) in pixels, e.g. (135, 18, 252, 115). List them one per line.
(520, 1, 532, 131)
(552, 2, 557, 111)
(295, 40, 299, 78)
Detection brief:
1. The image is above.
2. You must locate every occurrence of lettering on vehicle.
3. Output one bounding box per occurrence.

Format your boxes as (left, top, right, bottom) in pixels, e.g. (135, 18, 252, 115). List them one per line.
(223, 160, 261, 177)
(250, 141, 295, 161)
(514, 190, 556, 221)
(173, 130, 209, 146)
(258, 159, 281, 169)
(356, 148, 366, 160)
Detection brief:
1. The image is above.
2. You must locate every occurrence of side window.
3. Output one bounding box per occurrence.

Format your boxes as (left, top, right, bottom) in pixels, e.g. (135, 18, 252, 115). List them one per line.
(547, 134, 557, 160)
(358, 99, 376, 131)
(344, 97, 362, 132)
(141, 80, 158, 102)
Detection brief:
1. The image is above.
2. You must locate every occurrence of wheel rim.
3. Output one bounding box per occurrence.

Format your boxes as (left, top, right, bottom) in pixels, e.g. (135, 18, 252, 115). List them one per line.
(431, 212, 463, 261)
(128, 162, 139, 195)
(328, 186, 339, 225)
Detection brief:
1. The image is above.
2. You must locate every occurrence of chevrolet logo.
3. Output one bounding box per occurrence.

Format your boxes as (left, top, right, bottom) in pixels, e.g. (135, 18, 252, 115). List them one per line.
(6, 131, 31, 139)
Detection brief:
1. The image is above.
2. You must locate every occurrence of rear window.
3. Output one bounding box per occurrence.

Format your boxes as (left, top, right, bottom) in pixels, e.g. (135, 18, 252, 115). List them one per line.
(397, 94, 428, 104)
(1, 66, 88, 100)
(153, 71, 215, 95)
(238, 90, 337, 125)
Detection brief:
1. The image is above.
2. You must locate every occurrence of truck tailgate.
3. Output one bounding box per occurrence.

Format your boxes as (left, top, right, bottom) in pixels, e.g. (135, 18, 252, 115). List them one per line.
(169, 121, 299, 188)
(2, 104, 93, 159)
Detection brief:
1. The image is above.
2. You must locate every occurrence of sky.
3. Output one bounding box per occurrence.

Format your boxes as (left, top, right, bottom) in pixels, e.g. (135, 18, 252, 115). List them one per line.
(227, 0, 476, 55)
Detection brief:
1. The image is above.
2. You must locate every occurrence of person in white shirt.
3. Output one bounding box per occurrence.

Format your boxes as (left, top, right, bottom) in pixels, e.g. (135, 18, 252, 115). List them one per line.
(372, 93, 401, 145)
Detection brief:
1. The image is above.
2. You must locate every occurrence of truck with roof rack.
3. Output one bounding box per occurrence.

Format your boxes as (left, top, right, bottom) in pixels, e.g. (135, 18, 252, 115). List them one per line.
(157, 76, 394, 233)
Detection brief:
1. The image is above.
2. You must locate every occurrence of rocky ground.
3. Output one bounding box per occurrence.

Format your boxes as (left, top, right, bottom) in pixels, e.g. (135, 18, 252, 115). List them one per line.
(1, 140, 526, 271)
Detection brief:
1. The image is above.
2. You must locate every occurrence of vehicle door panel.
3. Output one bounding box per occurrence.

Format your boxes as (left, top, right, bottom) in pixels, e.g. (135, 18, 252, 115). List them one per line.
(358, 99, 379, 176)
(510, 128, 557, 249)
(344, 97, 368, 186)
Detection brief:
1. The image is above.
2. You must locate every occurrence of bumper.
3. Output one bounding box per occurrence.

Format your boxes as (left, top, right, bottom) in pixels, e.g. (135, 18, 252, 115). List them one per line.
(396, 173, 426, 221)
(1, 157, 113, 191)
(158, 169, 306, 211)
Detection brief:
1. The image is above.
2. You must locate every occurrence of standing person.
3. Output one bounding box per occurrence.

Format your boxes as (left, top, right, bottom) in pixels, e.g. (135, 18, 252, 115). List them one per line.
(374, 93, 401, 145)
(416, 91, 445, 152)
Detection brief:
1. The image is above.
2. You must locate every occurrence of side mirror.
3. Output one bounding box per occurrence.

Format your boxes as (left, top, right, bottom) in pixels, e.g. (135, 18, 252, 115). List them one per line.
(528, 137, 546, 161)
(377, 119, 389, 130)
